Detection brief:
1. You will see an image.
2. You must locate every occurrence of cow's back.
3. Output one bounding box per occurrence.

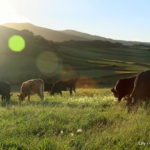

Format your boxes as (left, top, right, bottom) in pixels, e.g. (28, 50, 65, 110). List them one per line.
(54, 81, 66, 90)
(21, 79, 44, 94)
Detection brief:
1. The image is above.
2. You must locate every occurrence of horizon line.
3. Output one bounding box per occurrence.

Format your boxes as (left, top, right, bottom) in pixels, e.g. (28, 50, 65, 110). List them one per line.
(1, 21, 150, 43)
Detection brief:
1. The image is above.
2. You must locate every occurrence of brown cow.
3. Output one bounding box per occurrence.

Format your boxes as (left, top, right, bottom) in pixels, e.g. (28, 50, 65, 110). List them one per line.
(127, 70, 150, 112)
(18, 79, 44, 101)
(111, 76, 136, 102)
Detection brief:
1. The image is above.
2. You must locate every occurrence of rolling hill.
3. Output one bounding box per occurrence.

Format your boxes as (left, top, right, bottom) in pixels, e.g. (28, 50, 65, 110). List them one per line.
(3, 22, 148, 46)
(0, 25, 150, 88)
(1, 23, 130, 44)
(3, 23, 101, 42)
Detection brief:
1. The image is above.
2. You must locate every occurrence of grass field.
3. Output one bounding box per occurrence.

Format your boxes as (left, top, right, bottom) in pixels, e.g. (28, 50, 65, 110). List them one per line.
(0, 88, 150, 150)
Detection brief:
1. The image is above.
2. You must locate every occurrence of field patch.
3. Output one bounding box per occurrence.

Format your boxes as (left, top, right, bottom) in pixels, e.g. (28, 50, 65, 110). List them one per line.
(0, 89, 150, 150)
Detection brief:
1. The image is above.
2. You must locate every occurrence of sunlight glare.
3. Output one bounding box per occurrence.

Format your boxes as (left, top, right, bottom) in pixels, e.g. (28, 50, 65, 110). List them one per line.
(0, 1, 29, 24)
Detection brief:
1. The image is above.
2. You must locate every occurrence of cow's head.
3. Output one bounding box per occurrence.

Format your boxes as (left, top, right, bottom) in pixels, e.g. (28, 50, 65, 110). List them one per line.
(111, 88, 118, 97)
(111, 88, 122, 102)
(17, 93, 26, 101)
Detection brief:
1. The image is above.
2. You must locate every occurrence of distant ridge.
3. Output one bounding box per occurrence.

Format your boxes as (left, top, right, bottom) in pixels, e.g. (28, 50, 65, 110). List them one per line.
(3, 23, 91, 42)
(2, 22, 150, 45)
(62, 29, 109, 41)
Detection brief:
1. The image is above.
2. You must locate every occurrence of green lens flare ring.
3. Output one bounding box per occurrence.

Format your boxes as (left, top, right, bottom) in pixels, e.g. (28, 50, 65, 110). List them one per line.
(8, 35, 25, 52)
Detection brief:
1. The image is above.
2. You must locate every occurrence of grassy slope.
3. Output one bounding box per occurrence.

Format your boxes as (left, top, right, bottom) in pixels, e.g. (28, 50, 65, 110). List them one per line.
(3, 23, 145, 45)
(0, 26, 150, 87)
(0, 26, 58, 84)
(0, 89, 150, 150)
(3, 23, 89, 42)
(58, 41, 150, 86)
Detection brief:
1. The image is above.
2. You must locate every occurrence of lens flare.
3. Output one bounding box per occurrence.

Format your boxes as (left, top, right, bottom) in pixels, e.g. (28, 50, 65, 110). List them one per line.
(8, 35, 25, 52)
(60, 66, 77, 80)
(36, 51, 61, 76)
(77, 76, 97, 88)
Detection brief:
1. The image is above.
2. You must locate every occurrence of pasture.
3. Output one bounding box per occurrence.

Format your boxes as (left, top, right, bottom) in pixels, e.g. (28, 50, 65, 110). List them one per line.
(0, 88, 150, 150)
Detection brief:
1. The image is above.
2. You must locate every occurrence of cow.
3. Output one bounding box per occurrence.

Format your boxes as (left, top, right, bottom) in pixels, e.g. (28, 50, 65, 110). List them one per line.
(111, 76, 136, 102)
(18, 79, 44, 101)
(0, 81, 11, 101)
(50, 78, 77, 96)
(126, 70, 150, 112)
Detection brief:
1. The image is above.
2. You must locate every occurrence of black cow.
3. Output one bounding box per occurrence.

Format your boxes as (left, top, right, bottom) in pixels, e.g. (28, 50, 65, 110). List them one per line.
(111, 76, 136, 102)
(127, 70, 150, 112)
(50, 78, 77, 95)
(0, 81, 11, 101)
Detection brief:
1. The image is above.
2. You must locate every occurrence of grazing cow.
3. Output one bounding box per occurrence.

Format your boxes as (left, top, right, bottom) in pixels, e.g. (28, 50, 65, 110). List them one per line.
(111, 76, 136, 102)
(127, 70, 150, 112)
(18, 79, 44, 101)
(0, 81, 11, 101)
(50, 78, 77, 95)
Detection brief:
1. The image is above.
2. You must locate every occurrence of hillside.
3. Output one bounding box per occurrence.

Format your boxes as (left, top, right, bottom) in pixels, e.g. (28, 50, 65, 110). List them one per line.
(0, 25, 150, 87)
(3, 23, 93, 42)
(61, 29, 110, 41)
(1, 23, 130, 44)
(57, 41, 150, 86)
(3, 23, 148, 46)
(0, 25, 58, 84)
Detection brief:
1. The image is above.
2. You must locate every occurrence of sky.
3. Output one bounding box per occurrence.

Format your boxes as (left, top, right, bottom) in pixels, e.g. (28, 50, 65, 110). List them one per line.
(0, 0, 150, 42)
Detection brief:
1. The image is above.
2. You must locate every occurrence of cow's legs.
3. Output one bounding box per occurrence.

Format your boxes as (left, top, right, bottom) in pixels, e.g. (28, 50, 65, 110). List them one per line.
(69, 88, 73, 96)
(42, 93, 44, 100)
(126, 100, 132, 113)
(59, 91, 62, 96)
(37, 92, 44, 101)
(28, 95, 30, 101)
(130, 98, 139, 113)
(1, 95, 4, 101)
(39, 84, 44, 100)
(144, 99, 149, 109)
(73, 86, 76, 93)
(126, 97, 135, 113)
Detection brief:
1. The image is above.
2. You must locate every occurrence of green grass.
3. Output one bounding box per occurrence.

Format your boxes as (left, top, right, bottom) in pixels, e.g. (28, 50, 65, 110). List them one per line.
(0, 88, 150, 150)
(58, 45, 150, 86)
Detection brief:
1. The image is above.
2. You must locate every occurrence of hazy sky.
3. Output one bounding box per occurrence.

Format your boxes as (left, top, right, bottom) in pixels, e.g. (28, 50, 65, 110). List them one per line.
(1, 0, 150, 42)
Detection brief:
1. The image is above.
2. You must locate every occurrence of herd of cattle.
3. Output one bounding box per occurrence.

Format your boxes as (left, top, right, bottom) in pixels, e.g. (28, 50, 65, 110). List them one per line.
(0, 70, 150, 112)
(0, 78, 77, 101)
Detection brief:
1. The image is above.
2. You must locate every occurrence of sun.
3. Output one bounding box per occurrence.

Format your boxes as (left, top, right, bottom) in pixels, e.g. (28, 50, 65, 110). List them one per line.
(0, 1, 29, 24)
